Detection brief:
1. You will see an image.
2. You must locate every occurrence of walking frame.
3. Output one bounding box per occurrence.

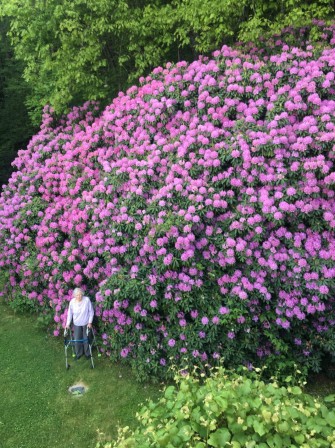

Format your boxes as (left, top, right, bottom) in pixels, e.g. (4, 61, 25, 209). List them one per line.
(63, 327, 96, 369)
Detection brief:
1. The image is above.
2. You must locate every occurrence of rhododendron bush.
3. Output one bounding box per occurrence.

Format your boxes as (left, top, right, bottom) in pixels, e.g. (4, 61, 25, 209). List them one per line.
(1, 23, 335, 379)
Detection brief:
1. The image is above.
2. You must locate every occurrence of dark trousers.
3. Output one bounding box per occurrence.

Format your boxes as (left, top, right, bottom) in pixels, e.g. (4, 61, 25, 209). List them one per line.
(73, 324, 90, 357)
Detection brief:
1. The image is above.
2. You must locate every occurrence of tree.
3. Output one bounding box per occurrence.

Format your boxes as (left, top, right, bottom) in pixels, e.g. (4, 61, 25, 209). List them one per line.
(1, 0, 335, 122)
(0, 0, 133, 123)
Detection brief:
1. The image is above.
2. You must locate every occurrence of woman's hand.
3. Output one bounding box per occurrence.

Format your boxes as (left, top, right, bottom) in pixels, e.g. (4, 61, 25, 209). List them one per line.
(88, 323, 92, 329)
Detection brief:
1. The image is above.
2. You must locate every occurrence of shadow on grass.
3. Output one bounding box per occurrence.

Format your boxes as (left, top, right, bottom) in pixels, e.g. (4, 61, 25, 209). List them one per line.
(306, 372, 335, 398)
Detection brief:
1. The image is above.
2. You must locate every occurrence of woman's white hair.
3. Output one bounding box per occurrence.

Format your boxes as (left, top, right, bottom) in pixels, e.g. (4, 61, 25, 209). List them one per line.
(73, 287, 84, 297)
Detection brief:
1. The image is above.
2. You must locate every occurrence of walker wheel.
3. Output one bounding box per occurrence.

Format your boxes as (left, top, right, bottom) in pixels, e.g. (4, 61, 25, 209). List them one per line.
(66, 364, 70, 370)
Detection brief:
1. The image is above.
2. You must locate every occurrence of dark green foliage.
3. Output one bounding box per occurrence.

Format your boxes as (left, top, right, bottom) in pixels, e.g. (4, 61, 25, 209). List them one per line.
(0, 19, 35, 186)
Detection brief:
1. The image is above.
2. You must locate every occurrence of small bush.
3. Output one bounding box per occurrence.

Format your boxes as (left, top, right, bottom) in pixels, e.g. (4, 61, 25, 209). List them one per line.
(99, 367, 335, 448)
(2, 282, 39, 314)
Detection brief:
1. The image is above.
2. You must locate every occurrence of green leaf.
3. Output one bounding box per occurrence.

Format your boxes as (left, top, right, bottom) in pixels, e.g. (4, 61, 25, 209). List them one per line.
(290, 386, 302, 395)
(164, 385, 175, 399)
(253, 420, 266, 436)
(294, 434, 305, 445)
(325, 411, 335, 428)
(277, 421, 289, 433)
(271, 434, 283, 448)
(324, 395, 335, 403)
(215, 396, 228, 411)
(208, 428, 231, 447)
(245, 442, 257, 448)
(177, 425, 193, 442)
(230, 442, 241, 448)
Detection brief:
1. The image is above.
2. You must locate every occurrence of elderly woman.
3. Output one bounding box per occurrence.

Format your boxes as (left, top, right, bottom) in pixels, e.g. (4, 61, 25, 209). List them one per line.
(66, 287, 94, 359)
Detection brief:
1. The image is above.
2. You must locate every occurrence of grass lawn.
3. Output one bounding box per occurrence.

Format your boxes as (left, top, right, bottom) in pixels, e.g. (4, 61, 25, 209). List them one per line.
(0, 300, 160, 448)
(1, 297, 335, 448)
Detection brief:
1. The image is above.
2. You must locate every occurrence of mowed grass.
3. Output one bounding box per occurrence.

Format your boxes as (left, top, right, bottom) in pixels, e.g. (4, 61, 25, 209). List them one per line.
(0, 300, 160, 448)
(1, 297, 335, 448)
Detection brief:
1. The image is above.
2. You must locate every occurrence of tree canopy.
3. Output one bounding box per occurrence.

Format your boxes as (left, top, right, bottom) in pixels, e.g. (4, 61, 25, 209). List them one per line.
(1, 0, 335, 123)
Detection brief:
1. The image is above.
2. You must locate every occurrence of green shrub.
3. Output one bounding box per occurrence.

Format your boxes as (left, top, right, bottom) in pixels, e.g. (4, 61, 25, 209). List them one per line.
(0, 270, 38, 314)
(4, 25, 335, 381)
(98, 367, 335, 448)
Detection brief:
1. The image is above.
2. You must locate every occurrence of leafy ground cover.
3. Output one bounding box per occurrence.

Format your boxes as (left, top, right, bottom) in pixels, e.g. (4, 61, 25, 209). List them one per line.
(0, 300, 159, 448)
(101, 367, 335, 448)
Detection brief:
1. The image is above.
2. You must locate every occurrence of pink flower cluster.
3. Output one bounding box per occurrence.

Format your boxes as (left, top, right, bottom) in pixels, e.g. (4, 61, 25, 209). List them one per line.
(1, 22, 335, 377)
